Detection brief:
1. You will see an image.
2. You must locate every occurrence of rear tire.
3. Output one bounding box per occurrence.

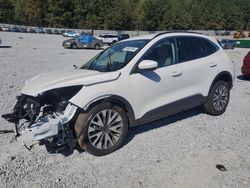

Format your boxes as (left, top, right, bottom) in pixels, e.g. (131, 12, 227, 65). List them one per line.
(204, 81, 230, 116)
(75, 103, 128, 156)
(94, 44, 100, 50)
(71, 43, 77, 49)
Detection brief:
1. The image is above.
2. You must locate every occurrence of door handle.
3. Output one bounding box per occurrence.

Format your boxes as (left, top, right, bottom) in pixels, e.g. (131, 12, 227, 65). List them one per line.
(209, 62, 217, 67)
(171, 71, 182, 77)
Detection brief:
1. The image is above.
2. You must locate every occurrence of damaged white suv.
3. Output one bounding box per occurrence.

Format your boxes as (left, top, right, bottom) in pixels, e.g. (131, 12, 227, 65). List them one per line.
(2, 32, 234, 156)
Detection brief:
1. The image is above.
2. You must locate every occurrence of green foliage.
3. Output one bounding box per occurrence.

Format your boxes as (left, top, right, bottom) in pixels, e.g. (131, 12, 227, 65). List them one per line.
(0, 0, 249, 30)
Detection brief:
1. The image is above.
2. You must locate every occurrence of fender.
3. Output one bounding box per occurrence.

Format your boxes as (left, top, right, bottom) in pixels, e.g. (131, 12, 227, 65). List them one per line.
(78, 95, 136, 128)
(210, 71, 233, 90)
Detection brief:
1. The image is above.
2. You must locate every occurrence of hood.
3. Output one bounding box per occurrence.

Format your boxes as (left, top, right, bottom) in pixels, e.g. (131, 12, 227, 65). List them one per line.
(21, 69, 121, 96)
(63, 38, 75, 44)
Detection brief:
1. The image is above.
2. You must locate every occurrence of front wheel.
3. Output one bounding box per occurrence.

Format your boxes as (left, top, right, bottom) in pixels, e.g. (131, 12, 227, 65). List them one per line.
(204, 81, 230, 116)
(75, 103, 128, 156)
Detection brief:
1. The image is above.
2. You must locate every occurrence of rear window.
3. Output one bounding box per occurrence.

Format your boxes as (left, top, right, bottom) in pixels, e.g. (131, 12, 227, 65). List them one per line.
(178, 36, 218, 62)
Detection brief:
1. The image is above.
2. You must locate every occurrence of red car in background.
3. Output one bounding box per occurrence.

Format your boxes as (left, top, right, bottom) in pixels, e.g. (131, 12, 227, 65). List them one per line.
(242, 51, 250, 77)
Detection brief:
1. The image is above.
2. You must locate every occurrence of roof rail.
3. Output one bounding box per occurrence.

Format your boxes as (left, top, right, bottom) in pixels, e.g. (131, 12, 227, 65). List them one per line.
(153, 31, 205, 39)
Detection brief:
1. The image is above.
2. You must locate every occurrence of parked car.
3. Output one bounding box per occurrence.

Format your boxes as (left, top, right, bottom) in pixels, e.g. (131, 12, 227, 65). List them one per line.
(28, 28, 36, 33)
(62, 30, 79, 37)
(241, 51, 250, 78)
(215, 30, 230, 36)
(2, 32, 234, 156)
(53, 29, 60, 35)
(2, 26, 10, 32)
(219, 39, 235, 49)
(98, 33, 118, 44)
(10, 26, 20, 32)
(37, 27, 45, 33)
(118, 33, 130, 41)
(46, 29, 52, 34)
(20, 27, 28, 33)
(63, 35, 103, 49)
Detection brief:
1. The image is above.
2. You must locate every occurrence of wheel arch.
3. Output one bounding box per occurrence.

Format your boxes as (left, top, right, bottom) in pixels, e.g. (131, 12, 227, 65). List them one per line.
(82, 95, 136, 128)
(210, 71, 233, 91)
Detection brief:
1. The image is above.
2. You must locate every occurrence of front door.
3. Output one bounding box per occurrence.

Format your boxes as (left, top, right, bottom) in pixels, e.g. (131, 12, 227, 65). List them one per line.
(130, 37, 188, 121)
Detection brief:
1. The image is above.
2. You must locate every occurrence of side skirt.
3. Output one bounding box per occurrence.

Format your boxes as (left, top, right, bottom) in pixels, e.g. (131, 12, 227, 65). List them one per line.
(134, 94, 206, 126)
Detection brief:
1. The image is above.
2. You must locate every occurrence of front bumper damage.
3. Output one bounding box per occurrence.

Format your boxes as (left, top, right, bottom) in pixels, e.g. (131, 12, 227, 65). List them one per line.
(17, 104, 77, 149)
(2, 87, 81, 150)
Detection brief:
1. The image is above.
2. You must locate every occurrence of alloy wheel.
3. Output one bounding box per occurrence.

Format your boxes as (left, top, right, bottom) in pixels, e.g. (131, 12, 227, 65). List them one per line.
(213, 84, 229, 111)
(88, 109, 123, 149)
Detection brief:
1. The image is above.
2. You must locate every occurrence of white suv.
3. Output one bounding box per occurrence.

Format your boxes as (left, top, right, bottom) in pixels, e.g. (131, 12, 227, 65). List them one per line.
(98, 33, 118, 45)
(2, 32, 234, 156)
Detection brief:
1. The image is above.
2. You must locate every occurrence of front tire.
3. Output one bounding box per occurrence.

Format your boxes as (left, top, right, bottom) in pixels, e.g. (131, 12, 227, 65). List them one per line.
(75, 103, 128, 156)
(204, 81, 230, 116)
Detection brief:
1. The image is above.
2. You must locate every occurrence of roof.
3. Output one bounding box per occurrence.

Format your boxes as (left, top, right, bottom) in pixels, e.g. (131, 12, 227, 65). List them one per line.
(123, 31, 211, 42)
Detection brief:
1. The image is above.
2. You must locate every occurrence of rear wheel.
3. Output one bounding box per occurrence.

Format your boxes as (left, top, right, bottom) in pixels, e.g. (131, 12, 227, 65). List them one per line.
(94, 44, 100, 50)
(204, 81, 230, 115)
(75, 103, 128, 156)
(71, 43, 77, 49)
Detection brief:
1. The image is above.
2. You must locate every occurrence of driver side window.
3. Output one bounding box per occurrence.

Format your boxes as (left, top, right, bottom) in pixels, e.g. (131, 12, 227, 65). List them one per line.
(143, 38, 177, 68)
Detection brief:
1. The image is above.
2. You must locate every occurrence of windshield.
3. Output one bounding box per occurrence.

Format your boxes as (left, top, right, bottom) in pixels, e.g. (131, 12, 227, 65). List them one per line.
(81, 39, 149, 72)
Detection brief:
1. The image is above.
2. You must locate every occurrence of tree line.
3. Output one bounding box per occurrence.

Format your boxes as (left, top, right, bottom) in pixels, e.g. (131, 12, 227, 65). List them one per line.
(0, 0, 249, 31)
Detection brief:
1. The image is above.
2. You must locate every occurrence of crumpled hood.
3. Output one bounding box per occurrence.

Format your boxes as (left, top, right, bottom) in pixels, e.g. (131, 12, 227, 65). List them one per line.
(21, 69, 120, 96)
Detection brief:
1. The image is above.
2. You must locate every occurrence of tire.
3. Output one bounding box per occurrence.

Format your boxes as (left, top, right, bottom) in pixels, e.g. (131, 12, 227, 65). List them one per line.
(112, 40, 117, 44)
(75, 103, 128, 156)
(71, 43, 77, 49)
(204, 80, 230, 116)
(94, 44, 100, 50)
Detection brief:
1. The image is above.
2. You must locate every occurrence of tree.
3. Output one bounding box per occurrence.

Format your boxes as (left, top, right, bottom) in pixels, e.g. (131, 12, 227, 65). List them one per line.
(0, 0, 14, 24)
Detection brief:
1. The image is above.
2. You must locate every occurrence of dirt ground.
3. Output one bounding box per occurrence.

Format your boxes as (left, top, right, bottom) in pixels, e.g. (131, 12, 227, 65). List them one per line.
(0, 32, 249, 188)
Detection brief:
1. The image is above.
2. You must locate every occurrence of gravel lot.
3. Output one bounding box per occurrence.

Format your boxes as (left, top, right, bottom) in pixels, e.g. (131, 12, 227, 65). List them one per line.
(0, 32, 249, 188)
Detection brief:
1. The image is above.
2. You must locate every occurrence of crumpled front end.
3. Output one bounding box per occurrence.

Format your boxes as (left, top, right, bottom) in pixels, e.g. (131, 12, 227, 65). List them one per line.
(2, 86, 82, 150)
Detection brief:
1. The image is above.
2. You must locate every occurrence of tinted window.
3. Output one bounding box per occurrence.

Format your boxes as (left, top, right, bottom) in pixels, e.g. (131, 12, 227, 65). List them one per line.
(142, 38, 177, 68)
(178, 36, 218, 62)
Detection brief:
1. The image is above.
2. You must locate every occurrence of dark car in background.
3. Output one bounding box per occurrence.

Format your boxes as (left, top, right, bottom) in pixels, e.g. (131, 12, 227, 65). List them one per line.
(46, 29, 52, 34)
(242, 51, 250, 78)
(53, 29, 60, 34)
(215, 30, 231, 36)
(28, 28, 36, 33)
(63, 35, 103, 49)
(219, 39, 235, 49)
(20, 27, 28, 33)
(118, 33, 130, 41)
(10, 26, 20, 32)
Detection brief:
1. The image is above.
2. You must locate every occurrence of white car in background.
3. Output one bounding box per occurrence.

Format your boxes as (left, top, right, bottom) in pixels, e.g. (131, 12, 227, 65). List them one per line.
(62, 30, 79, 37)
(2, 32, 234, 156)
(98, 33, 118, 45)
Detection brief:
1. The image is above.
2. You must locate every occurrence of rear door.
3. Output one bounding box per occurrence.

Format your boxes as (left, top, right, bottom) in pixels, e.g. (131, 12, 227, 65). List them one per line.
(176, 36, 220, 98)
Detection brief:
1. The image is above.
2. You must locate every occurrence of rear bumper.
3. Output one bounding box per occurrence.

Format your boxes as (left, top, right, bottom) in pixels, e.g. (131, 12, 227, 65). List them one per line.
(241, 65, 250, 76)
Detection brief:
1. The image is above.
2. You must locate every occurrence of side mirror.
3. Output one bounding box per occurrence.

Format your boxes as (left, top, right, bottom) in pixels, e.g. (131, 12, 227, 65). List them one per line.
(138, 60, 158, 71)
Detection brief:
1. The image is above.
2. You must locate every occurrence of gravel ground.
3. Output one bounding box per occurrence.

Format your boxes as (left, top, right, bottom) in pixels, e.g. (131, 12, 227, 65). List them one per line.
(0, 32, 249, 188)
